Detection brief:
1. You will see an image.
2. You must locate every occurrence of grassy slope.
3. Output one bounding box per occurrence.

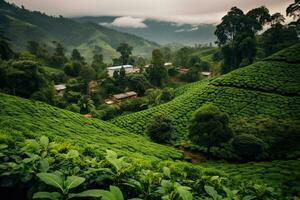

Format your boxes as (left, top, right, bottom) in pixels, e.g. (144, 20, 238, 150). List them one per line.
(0, 1, 159, 62)
(0, 95, 299, 193)
(111, 44, 300, 141)
(0, 93, 183, 160)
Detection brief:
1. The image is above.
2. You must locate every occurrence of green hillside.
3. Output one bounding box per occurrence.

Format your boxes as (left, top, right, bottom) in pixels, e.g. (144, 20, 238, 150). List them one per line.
(0, 1, 159, 62)
(1, 93, 300, 199)
(0, 93, 182, 160)
(111, 44, 300, 141)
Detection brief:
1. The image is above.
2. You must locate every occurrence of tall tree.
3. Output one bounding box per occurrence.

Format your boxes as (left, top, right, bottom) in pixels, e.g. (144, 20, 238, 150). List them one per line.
(148, 49, 167, 87)
(116, 42, 133, 65)
(287, 0, 300, 19)
(215, 6, 270, 73)
(71, 49, 85, 64)
(286, 0, 300, 34)
(270, 13, 285, 26)
(188, 103, 233, 158)
(51, 42, 66, 67)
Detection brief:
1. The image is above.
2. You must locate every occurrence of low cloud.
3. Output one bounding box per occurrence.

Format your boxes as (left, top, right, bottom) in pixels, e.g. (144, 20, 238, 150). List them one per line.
(9, 0, 292, 25)
(100, 16, 147, 28)
(175, 26, 199, 33)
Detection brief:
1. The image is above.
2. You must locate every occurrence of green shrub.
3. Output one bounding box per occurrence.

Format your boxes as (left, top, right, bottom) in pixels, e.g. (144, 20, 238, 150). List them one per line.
(188, 103, 233, 158)
(232, 134, 265, 160)
(146, 114, 174, 143)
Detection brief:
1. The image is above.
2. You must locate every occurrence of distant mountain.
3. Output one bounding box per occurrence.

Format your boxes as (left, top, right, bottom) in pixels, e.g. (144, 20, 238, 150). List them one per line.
(74, 16, 217, 46)
(0, 1, 159, 62)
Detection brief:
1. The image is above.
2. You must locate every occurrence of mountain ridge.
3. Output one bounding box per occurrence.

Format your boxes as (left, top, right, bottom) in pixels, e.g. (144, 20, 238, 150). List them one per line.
(0, 1, 159, 62)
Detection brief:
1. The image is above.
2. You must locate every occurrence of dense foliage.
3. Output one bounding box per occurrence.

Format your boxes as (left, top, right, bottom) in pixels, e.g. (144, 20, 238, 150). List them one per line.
(1, 135, 300, 199)
(146, 114, 174, 143)
(188, 104, 233, 158)
(111, 44, 300, 160)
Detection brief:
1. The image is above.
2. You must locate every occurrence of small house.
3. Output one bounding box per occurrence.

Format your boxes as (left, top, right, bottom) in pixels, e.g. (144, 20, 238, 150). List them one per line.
(178, 68, 189, 75)
(113, 91, 138, 102)
(54, 84, 66, 97)
(164, 62, 173, 66)
(201, 71, 212, 77)
(107, 65, 140, 77)
(104, 91, 138, 105)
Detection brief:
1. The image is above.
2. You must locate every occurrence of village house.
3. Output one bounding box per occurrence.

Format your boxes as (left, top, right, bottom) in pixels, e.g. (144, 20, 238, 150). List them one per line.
(164, 62, 173, 66)
(201, 71, 212, 77)
(54, 84, 66, 97)
(178, 68, 189, 74)
(107, 65, 140, 77)
(105, 91, 138, 104)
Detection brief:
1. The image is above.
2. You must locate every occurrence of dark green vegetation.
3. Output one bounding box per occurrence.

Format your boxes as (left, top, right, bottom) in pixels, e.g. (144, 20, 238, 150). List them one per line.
(188, 103, 233, 158)
(111, 44, 300, 160)
(0, 93, 182, 160)
(0, 1, 300, 199)
(0, 1, 159, 62)
(215, 5, 299, 73)
(2, 135, 300, 199)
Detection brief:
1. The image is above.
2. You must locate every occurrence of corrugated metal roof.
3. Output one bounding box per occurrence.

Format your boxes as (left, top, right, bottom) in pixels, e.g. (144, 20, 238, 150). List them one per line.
(54, 84, 66, 91)
(107, 65, 133, 70)
(113, 91, 137, 100)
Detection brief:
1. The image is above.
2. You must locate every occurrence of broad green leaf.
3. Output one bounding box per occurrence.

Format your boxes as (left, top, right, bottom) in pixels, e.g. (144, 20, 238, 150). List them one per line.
(110, 186, 124, 200)
(40, 136, 49, 148)
(65, 176, 85, 191)
(98, 190, 115, 200)
(204, 185, 222, 200)
(175, 183, 193, 200)
(68, 189, 103, 198)
(0, 144, 8, 150)
(37, 173, 64, 192)
(67, 150, 79, 158)
(33, 191, 61, 200)
(39, 159, 49, 172)
(242, 195, 256, 200)
(105, 150, 127, 172)
(163, 167, 171, 178)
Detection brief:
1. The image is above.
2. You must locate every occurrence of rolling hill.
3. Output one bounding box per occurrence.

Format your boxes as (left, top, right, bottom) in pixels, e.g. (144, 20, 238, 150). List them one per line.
(111, 44, 300, 141)
(0, 93, 183, 160)
(74, 16, 216, 45)
(0, 0, 159, 62)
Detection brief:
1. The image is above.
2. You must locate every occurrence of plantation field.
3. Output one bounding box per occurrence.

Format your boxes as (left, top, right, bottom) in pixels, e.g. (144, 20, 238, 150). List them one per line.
(203, 160, 300, 195)
(0, 93, 183, 160)
(111, 44, 300, 141)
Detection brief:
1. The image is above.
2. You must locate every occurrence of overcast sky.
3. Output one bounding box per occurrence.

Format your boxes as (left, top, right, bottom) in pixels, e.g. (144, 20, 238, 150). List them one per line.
(8, 0, 292, 25)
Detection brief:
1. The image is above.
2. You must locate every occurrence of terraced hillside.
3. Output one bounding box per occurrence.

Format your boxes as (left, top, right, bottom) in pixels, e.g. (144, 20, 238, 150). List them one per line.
(0, 93, 182, 160)
(111, 44, 300, 140)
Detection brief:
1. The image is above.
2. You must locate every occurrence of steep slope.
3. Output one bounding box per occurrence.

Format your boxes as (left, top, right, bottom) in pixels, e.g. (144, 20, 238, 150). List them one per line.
(0, 93, 182, 160)
(0, 1, 159, 61)
(111, 44, 300, 140)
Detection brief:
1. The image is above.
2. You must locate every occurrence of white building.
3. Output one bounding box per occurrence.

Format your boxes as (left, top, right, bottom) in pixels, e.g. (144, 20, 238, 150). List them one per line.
(54, 84, 66, 96)
(107, 65, 139, 77)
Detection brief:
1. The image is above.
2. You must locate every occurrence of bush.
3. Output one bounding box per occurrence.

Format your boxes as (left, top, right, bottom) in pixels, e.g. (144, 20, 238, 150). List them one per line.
(120, 98, 148, 112)
(232, 134, 265, 160)
(160, 88, 175, 102)
(66, 104, 81, 113)
(188, 103, 233, 158)
(146, 114, 173, 143)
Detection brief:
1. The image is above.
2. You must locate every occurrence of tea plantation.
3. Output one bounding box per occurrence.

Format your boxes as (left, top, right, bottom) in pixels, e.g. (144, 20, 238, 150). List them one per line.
(111, 44, 300, 142)
(0, 93, 183, 160)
